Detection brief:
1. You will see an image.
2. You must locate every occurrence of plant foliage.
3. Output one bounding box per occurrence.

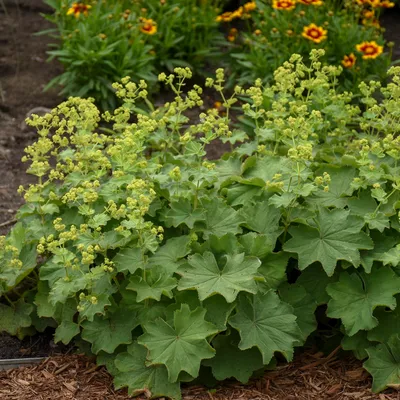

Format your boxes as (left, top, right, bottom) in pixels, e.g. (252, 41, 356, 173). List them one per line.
(2, 52, 400, 396)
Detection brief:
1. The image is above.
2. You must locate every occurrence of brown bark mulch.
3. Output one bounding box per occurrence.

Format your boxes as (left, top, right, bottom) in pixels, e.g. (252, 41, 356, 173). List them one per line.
(0, 350, 399, 400)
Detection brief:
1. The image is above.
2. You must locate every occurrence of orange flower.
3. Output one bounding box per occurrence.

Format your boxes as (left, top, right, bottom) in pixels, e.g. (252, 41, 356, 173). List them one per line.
(355, 0, 380, 6)
(231, 6, 244, 18)
(140, 18, 157, 35)
(298, 0, 324, 5)
(363, 9, 375, 18)
(356, 41, 383, 59)
(362, 17, 380, 27)
(342, 53, 357, 68)
(227, 28, 238, 42)
(301, 23, 327, 43)
(244, 1, 257, 11)
(66, 2, 91, 17)
(216, 7, 243, 22)
(216, 11, 233, 22)
(378, 0, 395, 6)
(272, 0, 296, 10)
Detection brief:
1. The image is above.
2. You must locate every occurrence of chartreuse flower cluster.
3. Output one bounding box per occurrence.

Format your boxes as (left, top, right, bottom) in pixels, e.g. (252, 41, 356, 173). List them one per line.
(3, 54, 400, 397)
(226, 0, 392, 91)
(42, 0, 225, 109)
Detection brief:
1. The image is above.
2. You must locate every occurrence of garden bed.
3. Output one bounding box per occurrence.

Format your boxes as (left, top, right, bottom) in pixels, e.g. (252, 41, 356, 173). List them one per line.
(1, 1, 400, 399)
(1, 351, 399, 400)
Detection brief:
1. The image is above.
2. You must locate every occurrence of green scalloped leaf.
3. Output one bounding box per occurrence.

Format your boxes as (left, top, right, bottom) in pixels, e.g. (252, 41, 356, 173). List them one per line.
(364, 335, 400, 392)
(127, 266, 177, 302)
(177, 252, 260, 303)
(327, 267, 400, 336)
(113, 247, 145, 274)
(284, 207, 373, 276)
(279, 282, 317, 344)
(138, 305, 218, 382)
(164, 198, 206, 229)
(114, 342, 181, 399)
(0, 299, 33, 337)
(81, 307, 138, 354)
(205, 332, 264, 383)
(229, 291, 300, 364)
(202, 198, 244, 239)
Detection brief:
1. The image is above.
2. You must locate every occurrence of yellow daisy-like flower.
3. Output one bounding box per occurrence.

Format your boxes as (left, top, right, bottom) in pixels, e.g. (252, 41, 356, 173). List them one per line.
(298, 0, 324, 5)
(216, 11, 233, 22)
(363, 9, 375, 18)
(66, 2, 91, 18)
(362, 17, 380, 27)
(231, 6, 244, 18)
(216, 6, 244, 21)
(301, 23, 327, 43)
(355, 0, 380, 6)
(341, 53, 357, 68)
(244, 1, 257, 11)
(272, 0, 296, 10)
(227, 28, 238, 42)
(140, 18, 157, 35)
(378, 0, 395, 6)
(356, 41, 383, 59)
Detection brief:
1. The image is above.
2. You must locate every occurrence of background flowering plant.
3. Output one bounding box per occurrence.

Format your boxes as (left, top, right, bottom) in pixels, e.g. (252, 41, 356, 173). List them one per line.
(2, 52, 400, 397)
(42, 0, 226, 109)
(226, 0, 393, 90)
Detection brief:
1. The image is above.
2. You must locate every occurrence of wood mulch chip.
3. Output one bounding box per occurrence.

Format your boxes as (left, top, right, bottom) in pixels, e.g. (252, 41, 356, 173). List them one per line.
(0, 350, 399, 399)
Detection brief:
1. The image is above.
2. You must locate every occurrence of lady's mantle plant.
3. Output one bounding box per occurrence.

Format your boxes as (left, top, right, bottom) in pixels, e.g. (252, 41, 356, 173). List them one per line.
(2, 52, 400, 397)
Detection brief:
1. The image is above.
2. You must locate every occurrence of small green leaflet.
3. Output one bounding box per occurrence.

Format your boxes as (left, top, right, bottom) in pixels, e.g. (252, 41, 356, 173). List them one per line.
(341, 330, 371, 360)
(164, 199, 206, 229)
(138, 305, 218, 382)
(257, 252, 289, 292)
(364, 335, 400, 392)
(34, 281, 56, 318)
(361, 232, 398, 273)
(327, 267, 400, 336)
(279, 283, 317, 344)
(205, 332, 264, 383)
(127, 266, 177, 302)
(307, 166, 355, 208)
(240, 201, 282, 244)
(202, 295, 235, 332)
(49, 273, 88, 305)
(78, 293, 111, 322)
(202, 233, 242, 256)
(239, 233, 274, 259)
(0, 299, 33, 336)
(54, 321, 80, 345)
(229, 291, 301, 364)
(202, 198, 244, 238)
(368, 299, 400, 343)
(114, 342, 181, 400)
(242, 155, 291, 184)
(113, 247, 145, 274)
(364, 212, 390, 233)
(149, 236, 191, 274)
(283, 207, 373, 276)
(296, 264, 338, 305)
(177, 252, 261, 303)
(81, 308, 138, 354)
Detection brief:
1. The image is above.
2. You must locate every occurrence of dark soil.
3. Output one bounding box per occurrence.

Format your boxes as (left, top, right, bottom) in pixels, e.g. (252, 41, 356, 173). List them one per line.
(0, 331, 71, 359)
(0, 0, 61, 235)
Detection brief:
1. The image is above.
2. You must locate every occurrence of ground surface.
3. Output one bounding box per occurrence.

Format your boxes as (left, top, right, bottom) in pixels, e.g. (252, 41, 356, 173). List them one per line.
(0, 1, 400, 398)
(0, 351, 399, 399)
